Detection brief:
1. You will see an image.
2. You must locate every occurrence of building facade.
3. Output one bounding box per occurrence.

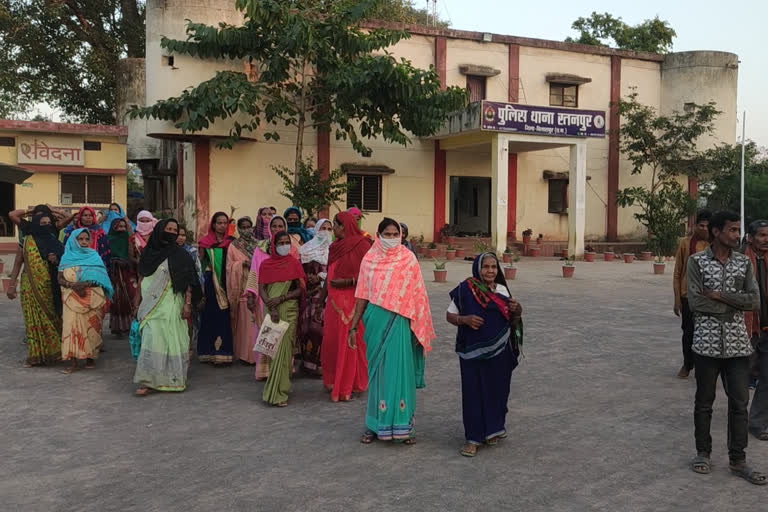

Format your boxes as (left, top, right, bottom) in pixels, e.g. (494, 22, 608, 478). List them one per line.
(0, 120, 128, 254)
(132, 0, 739, 252)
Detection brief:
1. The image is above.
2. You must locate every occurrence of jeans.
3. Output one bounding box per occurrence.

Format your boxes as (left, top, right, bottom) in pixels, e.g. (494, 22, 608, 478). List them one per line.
(749, 332, 768, 437)
(693, 354, 750, 463)
(681, 299, 695, 371)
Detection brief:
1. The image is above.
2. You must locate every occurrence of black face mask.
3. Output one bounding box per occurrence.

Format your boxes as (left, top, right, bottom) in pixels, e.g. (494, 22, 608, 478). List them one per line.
(287, 221, 300, 228)
(161, 231, 178, 245)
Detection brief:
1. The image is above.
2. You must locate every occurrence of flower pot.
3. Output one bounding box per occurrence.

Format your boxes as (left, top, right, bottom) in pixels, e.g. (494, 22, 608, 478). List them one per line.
(445, 250, 456, 261)
(584, 252, 596, 262)
(522, 235, 531, 245)
(623, 254, 635, 263)
(640, 251, 653, 261)
(427, 248, 438, 258)
(433, 269, 447, 283)
(504, 266, 517, 280)
(653, 262, 666, 275)
(0, 261, 5, 274)
(560, 249, 569, 258)
(2, 278, 12, 293)
(604, 252, 615, 262)
(455, 248, 465, 258)
(418, 245, 428, 256)
(562, 266, 575, 278)
(529, 246, 541, 257)
(502, 253, 512, 263)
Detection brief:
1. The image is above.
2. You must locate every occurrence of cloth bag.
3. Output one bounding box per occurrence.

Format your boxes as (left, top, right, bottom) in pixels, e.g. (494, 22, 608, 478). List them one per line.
(253, 315, 289, 359)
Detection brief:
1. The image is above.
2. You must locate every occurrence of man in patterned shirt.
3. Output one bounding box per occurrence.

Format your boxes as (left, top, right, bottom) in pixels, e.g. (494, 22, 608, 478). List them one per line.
(687, 210, 765, 484)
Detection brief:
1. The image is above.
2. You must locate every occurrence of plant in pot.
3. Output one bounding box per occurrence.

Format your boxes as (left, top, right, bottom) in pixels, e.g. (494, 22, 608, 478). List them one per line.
(502, 246, 513, 263)
(640, 249, 653, 261)
(445, 244, 456, 261)
(604, 246, 615, 262)
(433, 260, 448, 283)
(473, 240, 491, 259)
(427, 242, 438, 258)
(653, 255, 666, 274)
(623, 252, 635, 263)
(561, 255, 575, 278)
(454, 245, 465, 259)
(504, 253, 520, 280)
(529, 244, 541, 257)
(584, 244, 596, 262)
(522, 228, 533, 245)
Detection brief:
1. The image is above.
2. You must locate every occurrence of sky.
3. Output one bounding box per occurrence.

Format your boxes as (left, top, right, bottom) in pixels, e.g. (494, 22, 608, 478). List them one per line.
(433, 0, 767, 147)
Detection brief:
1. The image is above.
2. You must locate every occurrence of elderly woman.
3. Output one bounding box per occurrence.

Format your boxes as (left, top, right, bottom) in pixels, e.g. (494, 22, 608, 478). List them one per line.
(447, 252, 523, 457)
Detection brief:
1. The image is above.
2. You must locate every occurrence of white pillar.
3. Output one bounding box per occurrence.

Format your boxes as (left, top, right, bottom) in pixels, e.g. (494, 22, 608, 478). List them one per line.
(491, 134, 511, 254)
(568, 142, 587, 257)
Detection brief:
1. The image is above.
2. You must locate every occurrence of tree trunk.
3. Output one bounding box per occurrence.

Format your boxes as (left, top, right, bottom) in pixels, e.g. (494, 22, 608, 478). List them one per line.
(121, 0, 145, 58)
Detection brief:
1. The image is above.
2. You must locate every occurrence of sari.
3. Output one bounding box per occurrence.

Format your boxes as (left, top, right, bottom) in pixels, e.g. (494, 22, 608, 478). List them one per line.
(322, 212, 372, 401)
(60, 229, 113, 361)
(197, 212, 235, 364)
(246, 239, 272, 379)
(20, 219, 64, 365)
(228, 218, 258, 364)
(297, 219, 331, 374)
(355, 235, 435, 440)
(108, 219, 138, 334)
(63, 206, 111, 270)
(449, 252, 522, 445)
(259, 232, 306, 405)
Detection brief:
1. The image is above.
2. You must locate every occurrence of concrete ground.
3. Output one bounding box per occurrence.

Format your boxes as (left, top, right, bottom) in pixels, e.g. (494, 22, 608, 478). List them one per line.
(1, 257, 767, 512)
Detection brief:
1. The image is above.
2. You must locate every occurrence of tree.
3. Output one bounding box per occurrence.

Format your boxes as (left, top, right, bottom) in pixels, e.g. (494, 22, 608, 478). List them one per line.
(128, 0, 466, 191)
(566, 12, 676, 54)
(0, 0, 145, 123)
(274, 159, 349, 218)
(365, 0, 449, 28)
(615, 90, 720, 255)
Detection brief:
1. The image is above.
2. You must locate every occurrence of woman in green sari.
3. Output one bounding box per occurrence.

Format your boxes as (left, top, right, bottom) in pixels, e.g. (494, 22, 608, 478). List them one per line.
(258, 231, 306, 406)
(349, 218, 435, 444)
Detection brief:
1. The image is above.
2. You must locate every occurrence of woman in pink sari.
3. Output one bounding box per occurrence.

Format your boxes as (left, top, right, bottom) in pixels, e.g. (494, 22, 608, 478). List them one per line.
(227, 216, 259, 364)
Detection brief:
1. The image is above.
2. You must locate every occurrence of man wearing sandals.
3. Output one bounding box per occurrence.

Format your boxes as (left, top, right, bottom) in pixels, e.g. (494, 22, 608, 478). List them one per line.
(687, 211, 766, 485)
(744, 220, 768, 440)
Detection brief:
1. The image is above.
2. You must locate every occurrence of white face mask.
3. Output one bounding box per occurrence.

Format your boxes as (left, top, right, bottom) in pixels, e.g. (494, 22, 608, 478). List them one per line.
(316, 230, 332, 242)
(276, 245, 291, 256)
(380, 237, 400, 250)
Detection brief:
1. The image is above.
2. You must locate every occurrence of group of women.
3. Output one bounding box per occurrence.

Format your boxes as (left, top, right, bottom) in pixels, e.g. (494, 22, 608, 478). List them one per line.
(7, 203, 524, 456)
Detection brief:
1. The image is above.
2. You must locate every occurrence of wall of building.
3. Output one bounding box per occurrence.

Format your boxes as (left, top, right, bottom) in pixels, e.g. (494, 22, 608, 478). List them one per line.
(445, 39, 509, 101)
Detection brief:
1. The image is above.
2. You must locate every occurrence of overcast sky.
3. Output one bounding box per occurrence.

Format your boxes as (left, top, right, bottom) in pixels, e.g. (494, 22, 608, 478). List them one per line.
(434, 0, 766, 147)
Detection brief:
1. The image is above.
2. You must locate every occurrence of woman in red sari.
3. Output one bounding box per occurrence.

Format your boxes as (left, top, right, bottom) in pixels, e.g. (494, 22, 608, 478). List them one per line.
(320, 212, 372, 402)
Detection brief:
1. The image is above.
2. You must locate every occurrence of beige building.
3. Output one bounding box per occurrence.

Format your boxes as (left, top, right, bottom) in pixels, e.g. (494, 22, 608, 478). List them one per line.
(127, 1, 738, 254)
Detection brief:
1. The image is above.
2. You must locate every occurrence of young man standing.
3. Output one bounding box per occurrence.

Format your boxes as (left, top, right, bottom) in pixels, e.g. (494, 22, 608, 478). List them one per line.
(673, 210, 712, 378)
(687, 211, 765, 484)
(745, 220, 768, 440)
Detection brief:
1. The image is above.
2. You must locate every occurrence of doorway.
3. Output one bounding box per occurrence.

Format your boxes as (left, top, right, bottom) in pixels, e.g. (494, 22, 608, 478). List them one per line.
(449, 176, 491, 236)
(0, 181, 14, 237)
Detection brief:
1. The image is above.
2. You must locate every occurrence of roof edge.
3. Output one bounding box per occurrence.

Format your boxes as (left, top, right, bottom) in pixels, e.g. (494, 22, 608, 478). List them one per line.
(0, 119, 128, 137)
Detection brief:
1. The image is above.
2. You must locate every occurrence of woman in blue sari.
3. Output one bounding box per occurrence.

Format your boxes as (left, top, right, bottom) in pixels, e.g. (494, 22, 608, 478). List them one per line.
(447, 252, 522, 457)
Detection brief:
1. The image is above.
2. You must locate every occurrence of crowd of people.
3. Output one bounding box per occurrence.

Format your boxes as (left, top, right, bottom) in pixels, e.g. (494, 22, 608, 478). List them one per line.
(6, 202, 523, 456)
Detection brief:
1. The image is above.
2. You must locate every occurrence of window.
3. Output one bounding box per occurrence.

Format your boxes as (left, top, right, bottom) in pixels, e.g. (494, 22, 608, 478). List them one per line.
(466, 75, 486, 103)
(0, 136, 15, 147)
(549, 83, 578, 107)
(346, 174, 382, 212)
(60, 174, 112, 204)
(548, 179, 568, 214)
(84, 141, 102, 151)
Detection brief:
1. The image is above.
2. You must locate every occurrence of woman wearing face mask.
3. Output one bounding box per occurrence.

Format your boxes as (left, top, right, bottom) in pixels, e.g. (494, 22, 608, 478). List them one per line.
(320, 212, 372, 402)
(350, 218, 435, 444)
(297, 218, 332, 376)
(258, 231, 306, 406)
(247, 215, 292, 379)
(58, 229, 114, 374)
(133, 219, 202, 396)
(227, 216, 259, 364)
(132, 210, 158, 256)
(108, 218, 139, 336)
(63, 206, 111, 270)
(284, 206, 313, 247)
(197, 212, 235, 364)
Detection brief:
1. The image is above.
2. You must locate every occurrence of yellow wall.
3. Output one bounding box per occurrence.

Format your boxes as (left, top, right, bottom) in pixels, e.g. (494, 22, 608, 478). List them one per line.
(445, 39, 509, 101)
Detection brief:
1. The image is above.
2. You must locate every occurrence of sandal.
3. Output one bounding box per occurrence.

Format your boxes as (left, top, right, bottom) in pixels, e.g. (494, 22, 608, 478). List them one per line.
(403, 437, 416, 445)
(729, 463, 768, 485)
(135, 387, 152, 397)
(60, 366, 79, 375)
(22, 362, 33, 368)
(460, 443, 478, 457)
(360, 430, 376, 444)
(692, 455, 711, 474)
(275, 402, 288, 407)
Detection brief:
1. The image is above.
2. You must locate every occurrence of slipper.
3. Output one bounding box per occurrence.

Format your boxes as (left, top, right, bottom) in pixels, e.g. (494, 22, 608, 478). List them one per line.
(60, 367, 79, 375)
(135, 387, 152, 397)
(730, 464, 768, 485)
(460, 444, 478, 457)
(360, 430, 376, 444)
(692, 455, 711, 474)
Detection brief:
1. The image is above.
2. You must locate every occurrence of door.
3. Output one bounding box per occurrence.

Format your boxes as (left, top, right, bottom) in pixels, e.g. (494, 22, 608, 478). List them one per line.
(450, 176, 491, 236)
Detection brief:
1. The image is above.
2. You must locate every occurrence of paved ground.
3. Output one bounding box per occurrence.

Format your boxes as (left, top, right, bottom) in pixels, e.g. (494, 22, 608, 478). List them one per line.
(1, 257, 767, 511)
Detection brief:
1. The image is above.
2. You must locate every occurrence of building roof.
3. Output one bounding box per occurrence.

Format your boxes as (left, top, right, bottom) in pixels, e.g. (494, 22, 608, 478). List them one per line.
(0, 119, 128, 138)
(362, 21, 666, 62)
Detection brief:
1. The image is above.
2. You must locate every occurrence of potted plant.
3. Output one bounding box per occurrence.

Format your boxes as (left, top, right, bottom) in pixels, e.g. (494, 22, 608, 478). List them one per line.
(502, 246, 513, 263)
(433, 260, 447, 283)
(653, 255, 666, 275)
(640, 249, 653, 261)
(623, 253, 635, 263)
(560, 248, 569, 258)
(473, 240, 491, 259)
(584, 244, 596, 262)
(529, 245, 541, 257)
(522, 228, 533, 245)
(562, 255, 575, 278)
(454, 246, 465, 259)
(504, 253, 520, 280)
(445, 244, 456, 261)
(604, 246, 615, 262)
(427, 242, 438, 259)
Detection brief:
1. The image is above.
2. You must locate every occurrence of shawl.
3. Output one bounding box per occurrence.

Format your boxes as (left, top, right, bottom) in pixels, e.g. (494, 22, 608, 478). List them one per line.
(135, 210, 158, 248)
(101, 204, 136, 233)
(255, 207, 272, 240)
(259, 231, 307, 285)
(233, 216, 259, 258)
(138, 219, 202, 302)
(59, 228, 114, 298)
(355, 235, 434, 351)
(65, 206, 106, 243)
(327, 212, 372, 278)
(27, 214, 64, 261)
(284, 206, 312, 243)
(199, 212, 234, 249)
(108, 218, 130, 259)
(246, 240, 271, 295)
(299, 219, 331, 265)
(466, 252, 512, 319)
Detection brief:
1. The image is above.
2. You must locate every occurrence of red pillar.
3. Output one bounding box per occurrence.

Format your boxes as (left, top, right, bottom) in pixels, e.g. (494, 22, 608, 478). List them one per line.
(688, 177, 699, 230)
(607, 56, 622, 241)
(195, 140, 210, 241)
(433, 142, 447, 242)
(317, 126, 331, 219)
(508, 44, 520, 240)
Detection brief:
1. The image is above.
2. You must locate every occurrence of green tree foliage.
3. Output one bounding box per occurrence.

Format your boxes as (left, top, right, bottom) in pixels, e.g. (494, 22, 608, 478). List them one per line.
(615, 90, 719, 255)
(0, 0, 145, 123)
(366, 0, 449, 28)
(566, 12, 676, 54)
(128, 0, 467, 187)
(274, 159, 349, 217)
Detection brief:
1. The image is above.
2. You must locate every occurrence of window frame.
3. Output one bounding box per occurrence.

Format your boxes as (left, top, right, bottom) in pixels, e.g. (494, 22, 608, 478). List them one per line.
(346, 173, 383, 213)
(549, 83, 579, 108)
(466, 74, 487, 103)
(59, 173, 114, 206)
(547, 178, 569, 214)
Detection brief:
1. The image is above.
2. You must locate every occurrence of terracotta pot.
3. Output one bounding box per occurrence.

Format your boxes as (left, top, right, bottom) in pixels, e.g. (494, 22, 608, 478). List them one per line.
(433, 269, 447, 283)
(653, 262, 666, 275)
(623, 253, 635, 263)
(428, 248, 438, 258)
(529, 247, 541, 257)
(445, 250, 456, 261)
(640, 251, 653, 261)
(2, 278, 12, 293)
(418, 245, 428, 256)
(584, 252, 596, 262)
(504, 266, 517, 280)
(502, 253, 512, 263)
(455, 248, 465, 258)
(522, 235, 531, 245)
(0, 261, 4, 274)
(604, 252, 615, 262)
(562, 265, 575, 278)
(560, 249, 569, 258)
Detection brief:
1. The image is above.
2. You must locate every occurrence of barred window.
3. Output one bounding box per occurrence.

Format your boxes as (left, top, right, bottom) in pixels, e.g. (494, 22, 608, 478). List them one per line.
(346, 174, 382, 212)
(548, 179, 568, 214)
(61, 174, 112, 205)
